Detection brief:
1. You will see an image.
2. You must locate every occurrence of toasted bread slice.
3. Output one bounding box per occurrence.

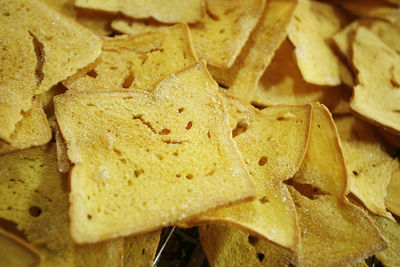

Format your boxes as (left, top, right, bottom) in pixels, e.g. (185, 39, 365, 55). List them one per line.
(187, 95, 311, 251)
(55, 62, 256, 243)
(0, 0, 101, 142)
(0, 96, 51, 154)
(63, 24, 197, 92)
(124, 231, 161, 267)
(286, 103, 387, 266)
(386, 159, 400, 217)
(372, 215, 400, 267)
(0, 144, 123, 266)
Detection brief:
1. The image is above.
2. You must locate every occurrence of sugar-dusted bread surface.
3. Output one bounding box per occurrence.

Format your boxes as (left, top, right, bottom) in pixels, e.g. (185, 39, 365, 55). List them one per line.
(188, 95, 311, 251)
(123, 231, 161, 267)
(64, 24, 197, 92)
(0, 0, 101, 142)
(54, 62, 256, 244)
(0, 144, 123, 266)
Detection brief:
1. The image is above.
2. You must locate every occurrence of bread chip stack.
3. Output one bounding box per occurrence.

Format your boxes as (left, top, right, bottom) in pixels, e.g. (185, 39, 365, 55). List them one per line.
(1, 0, 400, 266)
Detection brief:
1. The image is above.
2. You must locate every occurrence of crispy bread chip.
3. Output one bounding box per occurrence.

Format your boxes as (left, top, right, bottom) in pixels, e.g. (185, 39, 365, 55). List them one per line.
(386, 159, 400, 217)
(55, 62, 256, 243)
(287, 103, 387, 266)
(372, 216, 400, 267)
(0, 144, 123, 266)
(0, 96, 51, 155)
(350, 27, 400, 135)
(0, 0, 101, 142)
(252, 39, 351, 114)
(337, 0, 400, 23)
(63, 24, 197, 92)
(0, 228, 42, 267)
(124, 231, 161, 267)
(288, 0, 348, 86)
(75, 0, 204, 24)
(191, 0, 266, 68)
(335, 115, 395, 220)
(187, 96, 311, 250)
(199, 224, 298, 267)
(208, 0, 297, 101)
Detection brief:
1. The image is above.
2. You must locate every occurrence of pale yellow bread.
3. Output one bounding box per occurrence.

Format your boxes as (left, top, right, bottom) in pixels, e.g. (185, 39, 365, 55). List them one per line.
(0, 228, 42, 267)
(123, 231, 161, 267)
(199, 224, 297, 267)
(336, 0, 400, 23)
(187, 95, 311, 251)
(372, 216, 400, 267)
(63, 24, 197, 92)
(0, 0, 101, 142)
(208, 0, 297, 102)
(0, 144, 123, 266)
(74, 0, 204, 24)
(350, 27, 400, 135)
(54, 62, 256, 243)
(252, 39, 351, 114)
(0, 96, 51, 155)
(386, 159, 400, 217)
(335, 115, 395, 220)
(288, 0, 348, 86)
(287, 103, 387, 266)
(191, 0, 266, 68)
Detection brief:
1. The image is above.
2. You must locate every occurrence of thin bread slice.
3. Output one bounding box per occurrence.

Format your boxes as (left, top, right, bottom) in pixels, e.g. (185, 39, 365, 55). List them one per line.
(0, 96, 51, 155)
(190, 0, 266, 68)
(386, 159, 400, 217)
(372, 215, 400, 267)
(288, 0, 348, 86)
(0, 144, 123, 266)
(75, 0, 204, 24)
(336, 0, 400, 23)
(252, 39, 351, 114)
(335, 115, 395, 220)
(63, 24, 197, 92)
(350, 27, 400, 135)
(187, 95, 311, 251)
(199, 224, 298, 267)
(0, 0, 101, 142)
(208, 0, 297, 102)
(54, 62, 256, 243)
(123, 231, 161, 267)
(0, 228, 42, 267)
(286, 103, 387, 266)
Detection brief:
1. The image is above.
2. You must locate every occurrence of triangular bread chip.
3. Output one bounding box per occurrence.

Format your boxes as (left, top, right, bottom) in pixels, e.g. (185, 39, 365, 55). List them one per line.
(372, 216, 400, 267)
(286, 103, 387, 266)
(75, 0, 204, 24)
(191, 0, 266, 68)
(252, 39, 351, 114)
(0, 96, 51, 155)
(63, 24, 197, 92)
(336, 0, 400, 23)
(54, 62, 256, 243)
(123, 231, 161, 266)
(0, 144, 123, 266)
(199, 224, 298, 267)
(0, 228, 42, 267)
(288, 0, 348, 86)
(207, 0, 297, 102)
(0, 0, 101, 142)
(350, 27, 400, 135)
(187, 96, 311, 251)
(335, 115, 395, 220)
(386, 159, 400, 217)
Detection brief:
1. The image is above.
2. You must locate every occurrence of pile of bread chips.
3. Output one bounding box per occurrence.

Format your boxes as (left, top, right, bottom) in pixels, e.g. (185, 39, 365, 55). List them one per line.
(0, 0, 399, 266)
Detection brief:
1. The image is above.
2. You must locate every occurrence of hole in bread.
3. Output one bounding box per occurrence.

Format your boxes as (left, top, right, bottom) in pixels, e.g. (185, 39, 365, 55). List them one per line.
(317, 124, 321, 128)
(142, 248, 145, 255)
(259, 196, 269, 204)
(173, 151, 179, 156)
(285, 179, 328, 200)
(178, 107, 184, 113)
(122, 69, 135, 88)
(206, 169, 216, 176)
(86, 69, 98, 78)
(257, 253, 265, 262)
(186, 174, 193, 179)
(128, 180, 132, 186)
(113, 148, 122, 156)
(219, 29, 225, 34)
(207, 131, 211, 138)
(156, 154, 164, 160)
(134, 169, 144, 177)
(3, 12, 10, 16)
(248, 235, 259, 246)
(29, 206, 42, 217)
(176, 174, 182, 178)
(258, 156, 268, 166)
(232, 120, 248, 138)
(352, 170, 359, 176)
(276, 116, 285, 121)
(7, 207, 12, 210)
(87, 214, 92, 220)
(159, 129, 171, 135)
(186, 121, 193, 130)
